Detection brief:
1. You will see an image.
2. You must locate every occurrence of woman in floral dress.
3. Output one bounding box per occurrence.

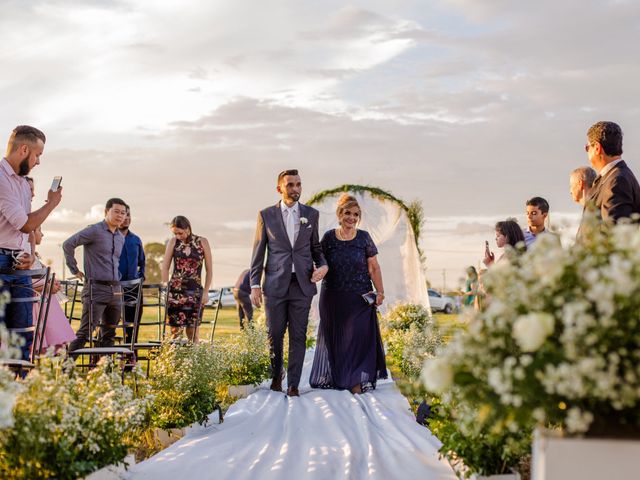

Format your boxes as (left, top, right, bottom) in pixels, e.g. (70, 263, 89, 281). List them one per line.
(161, 216, 213, 342)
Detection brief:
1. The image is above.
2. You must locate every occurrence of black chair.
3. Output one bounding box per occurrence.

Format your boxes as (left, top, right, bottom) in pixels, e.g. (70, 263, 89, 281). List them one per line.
(72, 277, 143, 377)
(130, 284, 168, 375)
(209, 288, 223, 343)
(60, 279, 82, 325)
(139, 283, 166, 342)
(0, 267, 54, 374)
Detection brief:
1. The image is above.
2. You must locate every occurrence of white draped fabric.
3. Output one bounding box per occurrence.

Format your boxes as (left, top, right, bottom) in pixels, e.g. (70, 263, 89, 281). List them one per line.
(128, 350, 456, 480)
(311, 190, 430, 314)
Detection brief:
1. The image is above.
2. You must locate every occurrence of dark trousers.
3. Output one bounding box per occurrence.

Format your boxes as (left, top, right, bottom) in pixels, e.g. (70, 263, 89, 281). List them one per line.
(123, 285, 143, 343)
(0, 253, 34, 360)
(69, 286, 121, 351)
(263, 274, 312, 389)
(233, 288, 253, 329)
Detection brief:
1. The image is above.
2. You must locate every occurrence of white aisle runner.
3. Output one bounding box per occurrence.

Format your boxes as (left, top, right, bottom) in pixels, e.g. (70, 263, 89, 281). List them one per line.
(128, 350, 457, 480)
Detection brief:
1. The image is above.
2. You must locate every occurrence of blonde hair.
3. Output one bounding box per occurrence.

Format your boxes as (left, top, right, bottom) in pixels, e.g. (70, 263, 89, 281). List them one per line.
(336, 194, 361, 224)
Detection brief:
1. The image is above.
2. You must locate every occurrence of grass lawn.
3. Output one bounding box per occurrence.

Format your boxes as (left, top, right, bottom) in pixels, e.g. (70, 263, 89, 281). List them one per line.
(67, 304, 249, 344)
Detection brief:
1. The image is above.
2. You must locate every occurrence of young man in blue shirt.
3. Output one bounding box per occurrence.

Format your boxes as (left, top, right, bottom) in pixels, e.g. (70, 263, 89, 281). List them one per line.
(118, 204, 145, 342)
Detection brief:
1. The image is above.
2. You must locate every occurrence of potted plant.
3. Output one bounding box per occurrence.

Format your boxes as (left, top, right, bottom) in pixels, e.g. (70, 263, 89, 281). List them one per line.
(217, 322, 271, 398)
(0, 356, 151, 479)
(423, 219, 640, 479)
(149, 342, 221, 447)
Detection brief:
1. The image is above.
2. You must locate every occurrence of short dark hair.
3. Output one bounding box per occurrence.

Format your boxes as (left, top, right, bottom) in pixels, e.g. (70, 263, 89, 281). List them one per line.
(105, 198, 127, 210)
(587, 121, 623, 156)
(8, 125, 46, 153)
(526, 196, 549, 214)
(277, 169, 299, 185)
(496, 220, 526, 249)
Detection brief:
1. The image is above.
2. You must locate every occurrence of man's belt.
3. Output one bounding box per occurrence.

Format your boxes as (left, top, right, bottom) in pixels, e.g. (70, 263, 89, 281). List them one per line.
(92, 280, 120, 286)
(0, 248, 21, 256)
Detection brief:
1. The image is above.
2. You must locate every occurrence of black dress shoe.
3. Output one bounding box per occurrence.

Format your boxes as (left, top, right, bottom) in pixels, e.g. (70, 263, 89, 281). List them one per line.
(270, 378, 283, 392)
(287, 386, 299, 397)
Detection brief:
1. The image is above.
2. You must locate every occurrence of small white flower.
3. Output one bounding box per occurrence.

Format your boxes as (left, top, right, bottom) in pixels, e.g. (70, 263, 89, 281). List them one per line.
(421, 357, 453, 393)
(300, 217, 308, 224)
(513, 313, 555, 352)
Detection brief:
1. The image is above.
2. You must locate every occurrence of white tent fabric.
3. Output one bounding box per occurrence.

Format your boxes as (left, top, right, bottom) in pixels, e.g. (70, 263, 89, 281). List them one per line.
(128, 350, 456, 480)
(310, 190, 430, 314)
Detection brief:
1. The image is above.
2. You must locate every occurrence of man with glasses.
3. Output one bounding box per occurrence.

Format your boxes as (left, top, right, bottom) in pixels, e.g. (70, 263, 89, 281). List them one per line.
(63, 198, 127, 352)
(580, 121, 640, 231)
(118, 204, 145, 343)
(0, 126, 62, 359)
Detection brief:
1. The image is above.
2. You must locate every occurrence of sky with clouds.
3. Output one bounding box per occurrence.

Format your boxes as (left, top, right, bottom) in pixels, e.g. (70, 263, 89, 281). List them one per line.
(2, 0, 639, 289)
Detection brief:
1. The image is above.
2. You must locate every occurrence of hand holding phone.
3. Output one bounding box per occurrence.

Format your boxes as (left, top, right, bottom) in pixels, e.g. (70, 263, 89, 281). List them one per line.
(483, 240, 495, 266)
(51, 176, 62, 192)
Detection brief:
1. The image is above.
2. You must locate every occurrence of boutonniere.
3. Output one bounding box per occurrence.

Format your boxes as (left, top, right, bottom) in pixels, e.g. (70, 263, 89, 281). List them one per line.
(300, 217, 309, 225)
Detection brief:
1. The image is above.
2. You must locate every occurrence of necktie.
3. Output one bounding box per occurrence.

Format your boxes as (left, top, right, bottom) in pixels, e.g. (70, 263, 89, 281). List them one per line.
(286, 208, 295, 247)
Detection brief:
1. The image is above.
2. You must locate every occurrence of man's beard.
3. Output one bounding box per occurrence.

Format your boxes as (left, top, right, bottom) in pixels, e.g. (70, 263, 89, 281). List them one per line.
(18, 156, 31, 176)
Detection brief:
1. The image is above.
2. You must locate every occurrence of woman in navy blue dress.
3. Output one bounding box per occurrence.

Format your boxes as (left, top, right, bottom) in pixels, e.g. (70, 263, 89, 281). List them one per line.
(310, 194, 387, 394)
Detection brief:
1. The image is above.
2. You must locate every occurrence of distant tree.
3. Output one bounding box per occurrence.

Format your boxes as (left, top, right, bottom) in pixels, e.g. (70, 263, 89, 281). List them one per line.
(144, 242, 166, 284)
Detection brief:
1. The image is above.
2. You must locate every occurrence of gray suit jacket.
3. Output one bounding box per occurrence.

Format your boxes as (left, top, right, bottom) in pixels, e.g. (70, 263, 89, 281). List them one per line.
(581, 160, 640, 228)
(250, 202, 327, 298)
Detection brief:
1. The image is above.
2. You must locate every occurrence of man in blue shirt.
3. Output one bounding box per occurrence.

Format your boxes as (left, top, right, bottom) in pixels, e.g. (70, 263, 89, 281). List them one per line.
(118, 204, 145, 342)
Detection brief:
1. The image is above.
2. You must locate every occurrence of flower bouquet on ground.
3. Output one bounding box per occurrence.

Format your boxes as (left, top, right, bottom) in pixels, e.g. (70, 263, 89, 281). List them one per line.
(423, 217, 640, 441)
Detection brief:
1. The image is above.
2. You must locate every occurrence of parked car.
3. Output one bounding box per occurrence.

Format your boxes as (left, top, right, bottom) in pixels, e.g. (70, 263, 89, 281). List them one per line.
(206, 287, 236, 307)
(428, 289, 455, 314)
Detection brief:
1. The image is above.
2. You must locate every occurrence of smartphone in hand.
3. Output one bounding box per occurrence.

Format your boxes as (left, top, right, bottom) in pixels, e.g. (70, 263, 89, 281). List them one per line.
(51, 176, 62, 192)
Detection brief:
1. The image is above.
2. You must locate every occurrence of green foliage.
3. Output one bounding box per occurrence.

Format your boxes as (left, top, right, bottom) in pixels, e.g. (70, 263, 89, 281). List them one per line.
(0, 357, 151, 480)
(217, 323, 272, 387)
(427, 397, 531, 478)
(306, 184, 425, 258)
(143, 242, 166, 284)
(149, 342, 220, 429)
(382, 303, 432, 332)
(386, 322, 443, 379)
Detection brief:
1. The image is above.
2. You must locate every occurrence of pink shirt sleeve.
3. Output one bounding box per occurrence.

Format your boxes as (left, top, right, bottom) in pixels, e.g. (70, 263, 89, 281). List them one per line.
(0, 173, 29, 230)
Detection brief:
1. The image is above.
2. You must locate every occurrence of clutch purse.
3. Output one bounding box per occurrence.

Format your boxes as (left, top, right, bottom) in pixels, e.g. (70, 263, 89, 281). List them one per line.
(362, 292, 377, 305)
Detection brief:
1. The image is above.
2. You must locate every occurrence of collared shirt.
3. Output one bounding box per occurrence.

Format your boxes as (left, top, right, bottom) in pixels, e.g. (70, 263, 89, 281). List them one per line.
(280, 200, 300, 272)
(523, 228, 541, 247)
(596, 158, 624, 180)
(0, 158, 31, 250)
(118, 229, 146, 281)
(63, 220, 124, 281)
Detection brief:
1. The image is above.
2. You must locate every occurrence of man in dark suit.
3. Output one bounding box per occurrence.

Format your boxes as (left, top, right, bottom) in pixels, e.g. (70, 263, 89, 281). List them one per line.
(250, 169, 328, 396)
(579, 121, 640, 234)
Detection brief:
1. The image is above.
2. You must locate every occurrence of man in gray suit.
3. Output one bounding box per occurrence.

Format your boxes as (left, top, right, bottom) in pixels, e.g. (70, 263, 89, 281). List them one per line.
(250, 169, 328, 396)
(579, 121, 640, 234)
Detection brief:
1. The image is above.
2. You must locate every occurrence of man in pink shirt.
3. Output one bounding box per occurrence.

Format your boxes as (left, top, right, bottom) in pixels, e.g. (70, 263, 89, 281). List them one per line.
(0, 125, 62, 359)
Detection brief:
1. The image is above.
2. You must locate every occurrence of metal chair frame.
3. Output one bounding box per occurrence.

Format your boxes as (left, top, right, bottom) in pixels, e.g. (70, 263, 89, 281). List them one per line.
(0, 267, 54, 374)
(73, 277, 143, 377)
(60, 279, 82, 324)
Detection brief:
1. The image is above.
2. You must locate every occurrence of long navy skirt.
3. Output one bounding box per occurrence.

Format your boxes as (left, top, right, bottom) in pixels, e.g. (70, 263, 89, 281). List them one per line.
(309, 287, 387, 391)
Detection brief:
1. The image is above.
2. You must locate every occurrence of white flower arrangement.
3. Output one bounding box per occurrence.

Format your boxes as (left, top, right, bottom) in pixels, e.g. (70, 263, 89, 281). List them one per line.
(423, 217, 640, 436)
(300, 217, 308, 225)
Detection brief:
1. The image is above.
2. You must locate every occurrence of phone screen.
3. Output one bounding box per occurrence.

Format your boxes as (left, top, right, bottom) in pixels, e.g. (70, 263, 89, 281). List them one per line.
(51, 176, 62, 192)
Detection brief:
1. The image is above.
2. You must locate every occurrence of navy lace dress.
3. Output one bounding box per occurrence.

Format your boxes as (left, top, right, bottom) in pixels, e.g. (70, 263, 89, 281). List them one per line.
(309, 229, 387, 391)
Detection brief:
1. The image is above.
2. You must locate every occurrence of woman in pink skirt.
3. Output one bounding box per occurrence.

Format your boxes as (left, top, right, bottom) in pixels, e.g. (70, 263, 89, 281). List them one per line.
(32, 227, 76, 353)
